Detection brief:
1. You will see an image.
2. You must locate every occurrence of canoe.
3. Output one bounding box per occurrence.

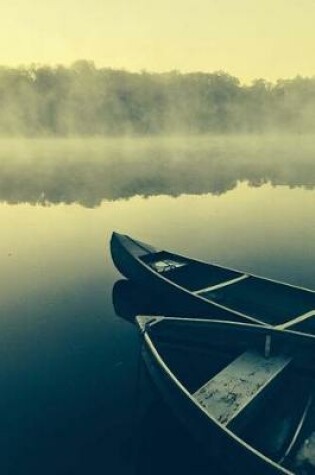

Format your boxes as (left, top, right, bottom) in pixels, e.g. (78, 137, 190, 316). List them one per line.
(110, 232, 315, 333)
(136, 316, 315, 475)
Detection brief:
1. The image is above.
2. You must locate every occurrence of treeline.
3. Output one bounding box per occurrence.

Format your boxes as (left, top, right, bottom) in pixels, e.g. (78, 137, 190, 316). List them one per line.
(1, 60, 315, 135)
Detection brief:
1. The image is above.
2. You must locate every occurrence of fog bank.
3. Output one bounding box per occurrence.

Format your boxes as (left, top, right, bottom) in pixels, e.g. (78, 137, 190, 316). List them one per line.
(1, 62, 315, 136)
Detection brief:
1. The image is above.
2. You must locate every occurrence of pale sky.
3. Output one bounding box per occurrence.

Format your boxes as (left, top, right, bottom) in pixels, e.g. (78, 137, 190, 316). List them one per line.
(1, 0, 315, 82)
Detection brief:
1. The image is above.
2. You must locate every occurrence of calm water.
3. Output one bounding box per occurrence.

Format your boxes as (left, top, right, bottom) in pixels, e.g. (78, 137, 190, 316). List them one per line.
(0, 136, 314, 474)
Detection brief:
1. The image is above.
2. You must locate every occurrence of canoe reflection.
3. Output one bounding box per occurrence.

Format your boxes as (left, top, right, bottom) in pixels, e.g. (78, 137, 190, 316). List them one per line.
(112, 278, 184, 322)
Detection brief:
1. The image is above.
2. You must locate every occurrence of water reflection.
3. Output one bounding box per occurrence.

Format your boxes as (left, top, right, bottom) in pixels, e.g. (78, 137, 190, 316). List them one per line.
(112, 279, 182, 321)
(0, 136, 314, 207)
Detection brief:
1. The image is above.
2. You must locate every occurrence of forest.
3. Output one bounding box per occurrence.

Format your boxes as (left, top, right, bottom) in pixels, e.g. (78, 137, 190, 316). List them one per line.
(1, 60, 315, 136)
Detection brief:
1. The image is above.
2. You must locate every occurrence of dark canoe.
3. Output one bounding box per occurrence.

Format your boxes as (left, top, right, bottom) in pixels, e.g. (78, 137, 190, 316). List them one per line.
(110, 232, 315, 332)
(136, 316, 315, 475)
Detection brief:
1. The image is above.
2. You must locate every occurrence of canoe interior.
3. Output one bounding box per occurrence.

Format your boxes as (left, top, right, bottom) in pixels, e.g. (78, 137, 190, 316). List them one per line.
(242, 376, 313, 465)
(202, 277, 315, 327)
(141, 251, 241, 290)
(140, 251, 315, 326)
(291, 317, 315, 335)
(142, 318, 315, 473)
(145, 319, 315, 391)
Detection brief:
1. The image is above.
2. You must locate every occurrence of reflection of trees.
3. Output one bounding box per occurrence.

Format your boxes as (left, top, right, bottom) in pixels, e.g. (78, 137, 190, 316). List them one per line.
(1, 62, 315, 135)
(0, 136, 314, 207)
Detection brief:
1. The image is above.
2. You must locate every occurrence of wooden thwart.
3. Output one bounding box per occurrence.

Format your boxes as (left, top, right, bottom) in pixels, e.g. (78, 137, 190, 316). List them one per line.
(193, 350, 291, 431)
(276, 309, 315, 330)
(194, 274, 249, 295)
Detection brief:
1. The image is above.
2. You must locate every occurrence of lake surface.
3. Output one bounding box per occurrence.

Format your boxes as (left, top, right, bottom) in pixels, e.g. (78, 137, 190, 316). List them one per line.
(0, 135, 314, 474)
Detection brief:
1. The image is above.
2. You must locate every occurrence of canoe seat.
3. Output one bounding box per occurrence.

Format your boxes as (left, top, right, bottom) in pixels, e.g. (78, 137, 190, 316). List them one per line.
(193, 350, 291, 432)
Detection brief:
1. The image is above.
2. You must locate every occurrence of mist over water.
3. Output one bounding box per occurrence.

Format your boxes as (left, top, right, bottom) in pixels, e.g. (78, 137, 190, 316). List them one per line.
(0, 135, 314, 207)
(0, 135, 314, 474)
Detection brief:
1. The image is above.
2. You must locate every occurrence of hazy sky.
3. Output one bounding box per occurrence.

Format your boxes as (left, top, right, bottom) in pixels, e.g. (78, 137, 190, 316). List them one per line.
(1, 0, 315, 82)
